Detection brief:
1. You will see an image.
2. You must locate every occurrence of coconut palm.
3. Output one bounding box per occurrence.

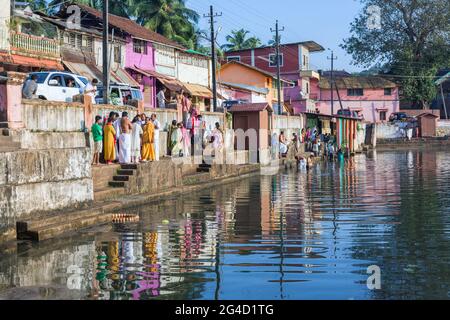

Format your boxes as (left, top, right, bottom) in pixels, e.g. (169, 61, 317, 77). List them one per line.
(130, 0, 199, 48)
(221, 29, 262, 52)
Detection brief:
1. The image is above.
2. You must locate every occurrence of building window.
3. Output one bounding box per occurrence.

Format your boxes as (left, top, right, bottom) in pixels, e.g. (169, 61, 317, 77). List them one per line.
(227, 56, 241, 62)
(379, 111, 387, 121)
(384, 88, 392, 96)
(114, 46, 121, 63)
(347, 88, 364, 96)
(306, 82, 309, 94)
(133, 39, 148, 55)
(269, 53, 283, 67)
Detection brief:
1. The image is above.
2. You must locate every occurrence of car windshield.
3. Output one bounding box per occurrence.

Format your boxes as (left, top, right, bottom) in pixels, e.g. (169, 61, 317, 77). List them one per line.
(29, 73, 49, 84)
(78, 77, 88, 86)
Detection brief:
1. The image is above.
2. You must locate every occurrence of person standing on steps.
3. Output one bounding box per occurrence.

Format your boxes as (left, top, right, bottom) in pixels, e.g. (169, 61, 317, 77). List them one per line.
(130, 115, 143, 164)
(151, 114, 161, 161)
(118, 112, 133, 164)
(103, 116, 116, 165)
(141, 117, 155, 162)
(91, 115, 103, 165)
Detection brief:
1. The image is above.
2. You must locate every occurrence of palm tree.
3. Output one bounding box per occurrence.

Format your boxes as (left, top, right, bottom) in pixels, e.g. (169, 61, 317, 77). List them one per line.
(130, 0, 199, 48)
(221, 29, 262, 52)
(268, 34, 281, 46)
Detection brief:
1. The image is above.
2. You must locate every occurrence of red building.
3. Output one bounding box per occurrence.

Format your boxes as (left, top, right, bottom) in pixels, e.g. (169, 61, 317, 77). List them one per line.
(224, 41, 324, 114)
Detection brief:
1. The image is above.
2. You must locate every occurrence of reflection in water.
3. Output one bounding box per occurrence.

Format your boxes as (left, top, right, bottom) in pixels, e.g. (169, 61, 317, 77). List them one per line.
(1, 149, 450, 300)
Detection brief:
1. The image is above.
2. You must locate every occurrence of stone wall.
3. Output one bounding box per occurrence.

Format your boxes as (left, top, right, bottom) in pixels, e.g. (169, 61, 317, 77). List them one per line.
(0, 148, 93, 228)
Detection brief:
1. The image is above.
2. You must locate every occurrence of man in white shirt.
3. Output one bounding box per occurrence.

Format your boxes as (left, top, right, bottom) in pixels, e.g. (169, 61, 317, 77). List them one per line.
(157, 88, 167, 109)
(84, 78, 98, 104)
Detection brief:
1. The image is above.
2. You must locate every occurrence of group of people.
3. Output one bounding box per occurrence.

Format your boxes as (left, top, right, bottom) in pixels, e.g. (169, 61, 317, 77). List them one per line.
(301, 127, 339, 160)
(91, 108, 225, 166)
(91, 112, 161, 165)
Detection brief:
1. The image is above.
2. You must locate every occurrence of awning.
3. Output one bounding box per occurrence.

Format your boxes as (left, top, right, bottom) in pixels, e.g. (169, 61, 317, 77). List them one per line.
(63, 61, 102, 81)
(112, 67, 140, 87)
(10, 54, 63, 70)
(183, 83, 213, 99)
(127, 66, 185, 92)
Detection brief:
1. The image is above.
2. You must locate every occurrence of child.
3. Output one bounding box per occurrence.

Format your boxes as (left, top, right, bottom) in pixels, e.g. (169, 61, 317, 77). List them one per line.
(91, 115, 103, 165)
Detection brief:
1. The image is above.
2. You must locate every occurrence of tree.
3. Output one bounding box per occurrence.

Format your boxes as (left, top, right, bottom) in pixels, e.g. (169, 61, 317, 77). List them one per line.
(130, 0, 199, 49)
(221, 29, 262, 51)
(47, 0, 130, 18)
(342, 0, 450, 109)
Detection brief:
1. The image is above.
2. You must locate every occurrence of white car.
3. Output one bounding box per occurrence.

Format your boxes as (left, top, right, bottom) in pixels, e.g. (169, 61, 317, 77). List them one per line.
(28, 71, 89, 102)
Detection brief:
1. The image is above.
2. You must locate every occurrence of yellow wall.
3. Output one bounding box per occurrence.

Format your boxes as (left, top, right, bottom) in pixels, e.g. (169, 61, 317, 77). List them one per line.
(218, 63, 283, 106)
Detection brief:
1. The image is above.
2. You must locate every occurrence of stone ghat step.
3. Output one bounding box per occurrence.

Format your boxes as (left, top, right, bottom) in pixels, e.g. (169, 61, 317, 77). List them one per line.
(17, 208, 104, 234)
(25, 213, 113, 242)
(109, 181, 128, 188)
(182, 172, 211, 185)
(121, 163, 138, 170)
(94, 187, 125, 201)
(117, 169, 135, 176)
(113, 175, 130, 182)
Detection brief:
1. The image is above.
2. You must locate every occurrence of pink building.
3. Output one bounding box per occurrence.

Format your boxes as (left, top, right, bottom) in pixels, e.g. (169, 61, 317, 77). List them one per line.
(314, 76, 400, 123)
(124, 35, 156, 109)
(224, 41, 325, 114)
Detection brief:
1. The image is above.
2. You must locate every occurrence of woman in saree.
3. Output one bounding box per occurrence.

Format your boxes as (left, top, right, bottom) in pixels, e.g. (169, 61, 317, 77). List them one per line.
(103, 117, 116, 165)
(171, 123, 183, 157)
(141, 118, 155, 162)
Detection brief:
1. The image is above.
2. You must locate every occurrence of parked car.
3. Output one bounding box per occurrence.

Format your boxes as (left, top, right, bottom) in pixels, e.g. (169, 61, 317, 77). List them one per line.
(389, 112, 414, 122)
(96, 83, 142, 106)
(27, 71, 89, 102)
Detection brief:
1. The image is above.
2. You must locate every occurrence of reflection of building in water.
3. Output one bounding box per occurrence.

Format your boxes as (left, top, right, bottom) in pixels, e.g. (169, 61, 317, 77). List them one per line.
(0, 243, 96, 299)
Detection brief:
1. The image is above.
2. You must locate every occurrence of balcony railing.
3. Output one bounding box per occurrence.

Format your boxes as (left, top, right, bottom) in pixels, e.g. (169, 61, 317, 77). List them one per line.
(10, 32, 60, 58)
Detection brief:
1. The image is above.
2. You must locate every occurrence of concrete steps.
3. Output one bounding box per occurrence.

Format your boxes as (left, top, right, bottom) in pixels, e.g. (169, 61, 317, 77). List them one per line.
(16, 208, 113, 242)
(108, 163, 138, 190)
(196, 163, 212, 173)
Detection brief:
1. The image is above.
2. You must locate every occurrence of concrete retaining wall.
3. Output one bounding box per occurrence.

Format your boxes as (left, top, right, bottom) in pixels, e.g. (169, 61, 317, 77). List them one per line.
(0, 148, 93, 228)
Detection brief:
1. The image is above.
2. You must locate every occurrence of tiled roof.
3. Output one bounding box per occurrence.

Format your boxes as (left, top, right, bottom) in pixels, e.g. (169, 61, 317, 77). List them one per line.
(319, 76, 397, 89)
(229, 103, 273, 113)
(77, 4, 185, 49)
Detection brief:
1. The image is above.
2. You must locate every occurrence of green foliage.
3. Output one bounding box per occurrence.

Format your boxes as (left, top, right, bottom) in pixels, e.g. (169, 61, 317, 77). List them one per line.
(221, 29, 262, 52)
(130, 0, 200, 49)
(342, 0, 450, 109)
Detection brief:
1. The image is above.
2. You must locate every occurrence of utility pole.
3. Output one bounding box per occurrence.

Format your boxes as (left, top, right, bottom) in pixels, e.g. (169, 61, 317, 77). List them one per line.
(271, 20, 284, 115)
(102, 0, 109, 104)
(327, 50, 338, 116)
(204, 6, 222, 112)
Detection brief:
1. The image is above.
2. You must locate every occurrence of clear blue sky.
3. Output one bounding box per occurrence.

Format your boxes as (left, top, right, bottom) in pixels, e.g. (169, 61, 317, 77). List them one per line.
(187, 0, 364, 72)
